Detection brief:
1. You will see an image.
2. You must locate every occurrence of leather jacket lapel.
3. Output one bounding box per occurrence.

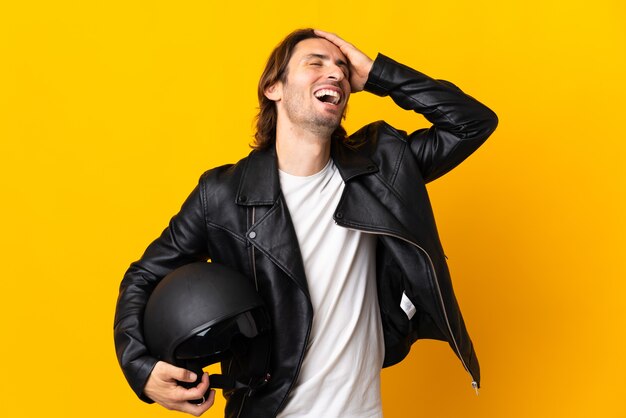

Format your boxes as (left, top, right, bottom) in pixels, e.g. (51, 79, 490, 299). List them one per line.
(332, 137, 379, 181)
(237, 147, 310, 298)
(248, 196, 310, 298)
(332, 139, 430, 247)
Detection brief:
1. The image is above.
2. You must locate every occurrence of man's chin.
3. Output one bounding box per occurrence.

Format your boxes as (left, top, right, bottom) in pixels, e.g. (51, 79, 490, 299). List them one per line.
(317, 117, 342, 133)
(307, 120, 341, 139)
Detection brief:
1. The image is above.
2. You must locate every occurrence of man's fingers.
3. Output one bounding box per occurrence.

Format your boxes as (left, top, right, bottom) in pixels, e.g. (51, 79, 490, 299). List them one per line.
(205, 389, 216, 407)
(314, 29, 339, 43)
(178, 368, 198, 383)
(155, 361, 198, 383)
(314, 28, 373, 92)
(197, 371, 210, 392)
(169, 375, 214, 416)
(177, 373, 209, 401)
(173, 372, 210, 401)
(174, 392, 215, 417)
(314, 29, 357, 55)
(314, 29, 347, 47)
(145, 363, 214, 415)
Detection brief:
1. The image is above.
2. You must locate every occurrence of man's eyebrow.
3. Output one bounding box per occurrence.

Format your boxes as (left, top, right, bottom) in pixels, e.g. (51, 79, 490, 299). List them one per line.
(302, 53, 349, 70)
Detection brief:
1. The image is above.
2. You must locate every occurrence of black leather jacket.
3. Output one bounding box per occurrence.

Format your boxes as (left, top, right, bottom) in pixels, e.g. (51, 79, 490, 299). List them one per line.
(114, 53, 498, 417)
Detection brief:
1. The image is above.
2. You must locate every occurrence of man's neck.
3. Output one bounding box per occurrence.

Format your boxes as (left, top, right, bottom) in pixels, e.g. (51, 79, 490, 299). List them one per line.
(275, 126, 332, 177)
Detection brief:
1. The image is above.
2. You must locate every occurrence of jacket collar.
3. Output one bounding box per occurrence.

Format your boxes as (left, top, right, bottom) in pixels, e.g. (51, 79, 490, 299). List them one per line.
(331, 137, 379, 181)
(236, 140, 377, 206)
(235, 146, 280, 206)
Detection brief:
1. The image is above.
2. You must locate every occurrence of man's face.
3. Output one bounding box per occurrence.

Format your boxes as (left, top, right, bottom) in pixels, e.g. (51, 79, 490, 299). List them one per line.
(266, 38, 351, 138)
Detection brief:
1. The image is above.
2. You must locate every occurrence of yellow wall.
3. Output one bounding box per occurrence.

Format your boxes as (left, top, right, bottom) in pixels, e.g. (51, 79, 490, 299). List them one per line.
(1, 1, 624, 417)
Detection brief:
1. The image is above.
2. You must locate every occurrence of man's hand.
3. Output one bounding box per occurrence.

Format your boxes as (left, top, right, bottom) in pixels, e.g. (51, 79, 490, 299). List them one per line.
(314, 29, 374, 93)
(144, 361, 215, 416)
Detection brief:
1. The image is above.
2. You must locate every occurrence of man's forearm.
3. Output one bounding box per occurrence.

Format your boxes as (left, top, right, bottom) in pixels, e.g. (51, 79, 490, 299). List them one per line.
(364, 53, 498, 182)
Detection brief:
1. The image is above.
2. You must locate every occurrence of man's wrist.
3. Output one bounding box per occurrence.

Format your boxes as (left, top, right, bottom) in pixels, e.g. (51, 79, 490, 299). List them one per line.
(363, 53, 392, 96)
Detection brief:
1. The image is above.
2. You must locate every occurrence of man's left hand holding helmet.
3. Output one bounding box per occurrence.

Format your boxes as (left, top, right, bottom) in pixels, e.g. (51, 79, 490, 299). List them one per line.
(144, 362, 214, 416)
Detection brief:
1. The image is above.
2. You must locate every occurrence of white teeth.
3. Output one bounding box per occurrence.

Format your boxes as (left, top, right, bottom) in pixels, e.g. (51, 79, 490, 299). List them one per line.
(314, 89, 341, 105)
(314, 89, 339, 98)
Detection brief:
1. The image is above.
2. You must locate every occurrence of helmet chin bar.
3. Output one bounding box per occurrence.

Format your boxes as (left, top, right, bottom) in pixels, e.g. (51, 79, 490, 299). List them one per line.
(174, 309, 272, 404)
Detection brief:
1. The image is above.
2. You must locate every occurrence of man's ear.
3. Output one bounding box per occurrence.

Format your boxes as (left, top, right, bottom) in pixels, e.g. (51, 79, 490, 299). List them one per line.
(264, 82, 282, 101)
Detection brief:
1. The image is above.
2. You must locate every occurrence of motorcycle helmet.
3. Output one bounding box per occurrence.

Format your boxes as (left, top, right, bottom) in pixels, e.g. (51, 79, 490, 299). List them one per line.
(143, 262, 271, 400)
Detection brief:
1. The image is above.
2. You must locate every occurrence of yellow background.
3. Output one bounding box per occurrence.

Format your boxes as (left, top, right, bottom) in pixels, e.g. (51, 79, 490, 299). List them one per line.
(1, 0, 625, 417)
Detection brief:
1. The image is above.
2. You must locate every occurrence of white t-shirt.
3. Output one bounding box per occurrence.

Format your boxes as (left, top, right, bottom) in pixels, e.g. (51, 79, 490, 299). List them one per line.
(277, 159, 384, 418)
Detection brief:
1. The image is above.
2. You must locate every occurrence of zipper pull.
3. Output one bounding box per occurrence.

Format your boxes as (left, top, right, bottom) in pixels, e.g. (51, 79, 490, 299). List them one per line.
(471, 381, 479, 396)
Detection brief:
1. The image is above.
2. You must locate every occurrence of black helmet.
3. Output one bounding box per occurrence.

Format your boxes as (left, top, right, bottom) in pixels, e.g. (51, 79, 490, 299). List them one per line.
(143, 262, 271, 398)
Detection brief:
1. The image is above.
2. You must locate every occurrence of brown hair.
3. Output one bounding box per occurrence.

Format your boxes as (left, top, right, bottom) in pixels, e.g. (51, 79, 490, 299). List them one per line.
(252, 28, 347, 150)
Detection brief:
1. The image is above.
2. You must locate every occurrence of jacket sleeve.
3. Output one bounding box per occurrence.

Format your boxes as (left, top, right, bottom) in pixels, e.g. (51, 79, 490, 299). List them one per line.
(364, 53, 498, 183)
(113, 176, 210, 402)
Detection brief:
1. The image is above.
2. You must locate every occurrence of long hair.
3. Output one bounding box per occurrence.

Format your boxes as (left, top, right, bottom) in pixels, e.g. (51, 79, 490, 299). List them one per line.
(252, 28, 347, 150)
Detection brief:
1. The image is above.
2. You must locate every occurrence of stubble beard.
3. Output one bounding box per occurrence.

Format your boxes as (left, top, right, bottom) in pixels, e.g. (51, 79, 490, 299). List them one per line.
(282, 89, 344, 139)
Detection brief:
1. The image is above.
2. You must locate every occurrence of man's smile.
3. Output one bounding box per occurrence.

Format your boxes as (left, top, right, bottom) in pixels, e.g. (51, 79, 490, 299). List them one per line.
(313, 87, 342, 105)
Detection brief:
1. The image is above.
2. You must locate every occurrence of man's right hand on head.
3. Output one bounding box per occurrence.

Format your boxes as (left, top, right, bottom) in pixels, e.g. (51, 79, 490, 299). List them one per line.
(143, 361, 215, 416)
(313, 29, 373, 93)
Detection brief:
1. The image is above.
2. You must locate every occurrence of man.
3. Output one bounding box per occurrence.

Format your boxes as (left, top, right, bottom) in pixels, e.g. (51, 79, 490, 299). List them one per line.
(114, 28, 498, 417)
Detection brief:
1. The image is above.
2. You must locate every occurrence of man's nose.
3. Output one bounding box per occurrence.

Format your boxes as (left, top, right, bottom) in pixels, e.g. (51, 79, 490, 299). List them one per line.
(326, 65, 345, 82)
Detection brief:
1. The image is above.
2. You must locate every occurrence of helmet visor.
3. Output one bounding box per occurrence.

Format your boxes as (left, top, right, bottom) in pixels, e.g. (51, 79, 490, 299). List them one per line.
(174, 308, 270, 360)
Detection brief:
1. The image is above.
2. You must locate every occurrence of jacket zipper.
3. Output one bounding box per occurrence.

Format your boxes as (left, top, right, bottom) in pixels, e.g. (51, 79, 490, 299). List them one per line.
(235, 392, 247, 418)
(236, 207, 258, 418)
(251, 207, 259, 291)
(338, 221, 479, 394)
